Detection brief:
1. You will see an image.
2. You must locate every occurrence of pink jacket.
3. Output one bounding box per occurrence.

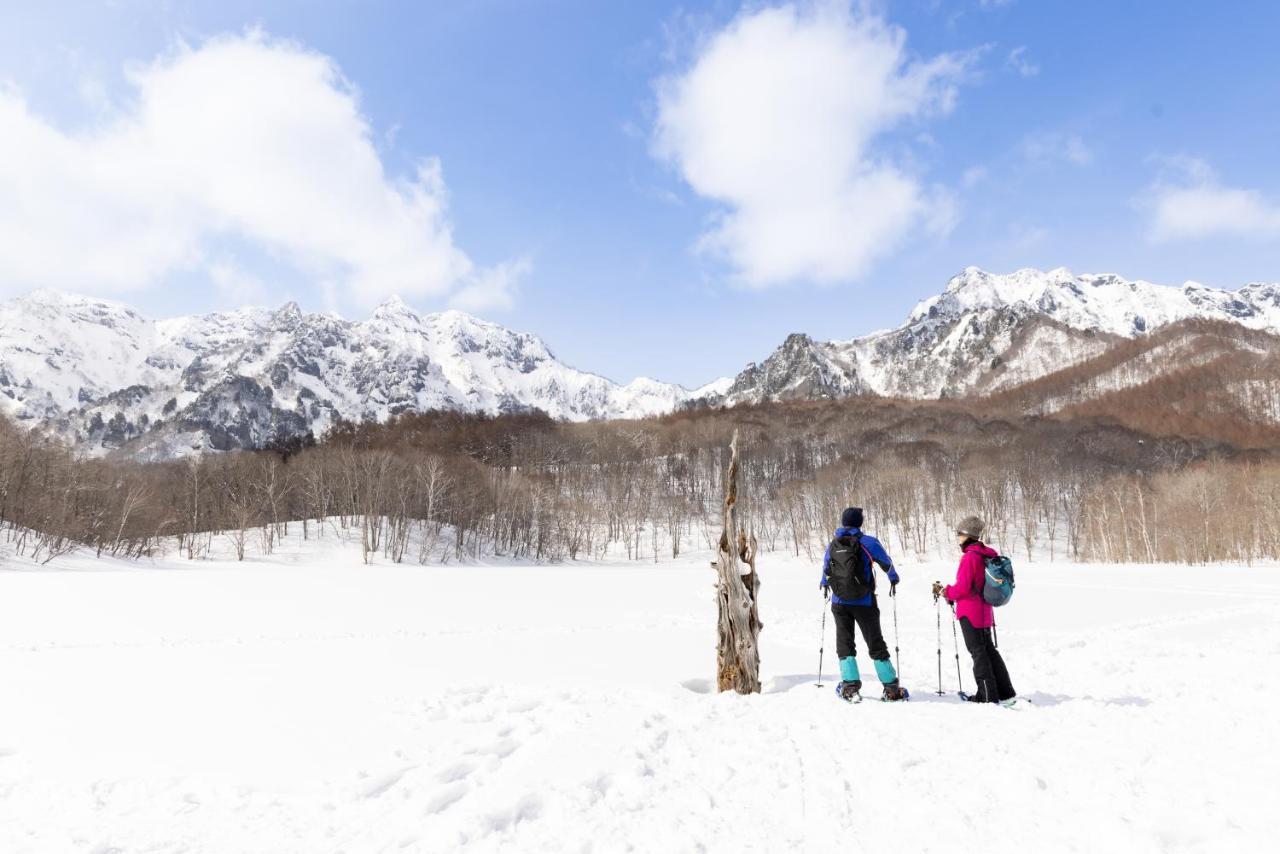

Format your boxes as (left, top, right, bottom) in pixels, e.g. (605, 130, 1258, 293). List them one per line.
(945, 542, 998, 629)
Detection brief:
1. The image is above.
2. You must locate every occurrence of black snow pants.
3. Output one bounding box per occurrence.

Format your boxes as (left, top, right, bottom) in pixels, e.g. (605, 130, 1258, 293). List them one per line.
(831, 600, 891, 662)
(960, 617, 1016, 701)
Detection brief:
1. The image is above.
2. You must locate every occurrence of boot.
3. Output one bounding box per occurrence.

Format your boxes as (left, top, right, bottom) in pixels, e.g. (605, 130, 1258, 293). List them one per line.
(964, 681, 998, 703)
(836, 680, 862, 701)
(882, 681, 909, 702)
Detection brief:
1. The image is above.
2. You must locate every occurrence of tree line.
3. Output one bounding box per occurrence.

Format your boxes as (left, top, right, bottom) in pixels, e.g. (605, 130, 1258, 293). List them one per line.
(1, 396, 1278, 566)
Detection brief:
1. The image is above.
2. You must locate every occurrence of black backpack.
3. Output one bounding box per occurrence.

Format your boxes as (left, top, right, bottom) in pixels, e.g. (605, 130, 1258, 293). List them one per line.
(827, 534, 872, 600)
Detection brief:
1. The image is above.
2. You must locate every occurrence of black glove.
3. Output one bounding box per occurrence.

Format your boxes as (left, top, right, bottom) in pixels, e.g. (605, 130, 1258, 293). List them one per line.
(889, 580, 898, 598)
(821, 584, 830, 601)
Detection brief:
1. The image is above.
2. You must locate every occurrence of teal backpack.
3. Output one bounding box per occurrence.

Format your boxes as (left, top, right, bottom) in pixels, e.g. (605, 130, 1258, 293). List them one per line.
(982, 555, 1015, 607)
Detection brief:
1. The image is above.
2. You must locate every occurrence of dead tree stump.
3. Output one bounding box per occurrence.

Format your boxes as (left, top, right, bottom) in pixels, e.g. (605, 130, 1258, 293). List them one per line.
(713, 430, 761, 694)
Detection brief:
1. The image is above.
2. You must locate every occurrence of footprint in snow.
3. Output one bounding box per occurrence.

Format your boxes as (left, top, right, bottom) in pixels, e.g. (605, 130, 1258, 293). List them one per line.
(424, 782, 468, 815)
(504, 699, 541, 713)
(481, 738, 519, 759)
(584, 774, 613, 804)
(437, 761, 476, 783)
(485, 793, 543, 833)
(360, 765, 416, 799)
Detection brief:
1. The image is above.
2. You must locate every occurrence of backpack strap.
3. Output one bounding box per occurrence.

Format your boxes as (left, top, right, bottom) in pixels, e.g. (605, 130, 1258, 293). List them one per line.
(967, 546, 985, 597)
(848, 532, 876, 585)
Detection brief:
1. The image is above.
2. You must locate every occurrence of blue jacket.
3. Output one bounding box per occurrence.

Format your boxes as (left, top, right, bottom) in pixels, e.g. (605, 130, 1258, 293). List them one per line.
(820, 527, 898, 606)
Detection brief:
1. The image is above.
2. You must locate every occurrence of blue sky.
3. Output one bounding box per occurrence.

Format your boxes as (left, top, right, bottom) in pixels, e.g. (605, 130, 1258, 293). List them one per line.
(1, 1, 1278, 387)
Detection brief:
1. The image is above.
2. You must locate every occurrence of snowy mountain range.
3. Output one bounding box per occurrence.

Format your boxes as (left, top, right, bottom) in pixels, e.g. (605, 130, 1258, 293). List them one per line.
(0, 290, 726, 459)
(1, 266, 1277, 458)
(711, 267, 1280, 405)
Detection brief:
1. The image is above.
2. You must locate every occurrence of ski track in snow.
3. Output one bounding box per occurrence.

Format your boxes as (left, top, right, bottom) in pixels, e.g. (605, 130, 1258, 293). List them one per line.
(0, 533, 1276, 853)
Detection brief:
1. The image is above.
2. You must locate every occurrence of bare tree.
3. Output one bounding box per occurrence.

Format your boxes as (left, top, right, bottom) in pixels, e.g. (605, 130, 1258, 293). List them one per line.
(713, 431, 761, 695)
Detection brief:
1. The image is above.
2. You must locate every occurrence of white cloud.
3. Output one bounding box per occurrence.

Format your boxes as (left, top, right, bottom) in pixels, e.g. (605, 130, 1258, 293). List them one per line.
(0, 31, 523, 309)
(448, 257, 531, 312)
(208, 261, 269, 305)
(924, 184, 960, 236)
(980, 0, 1016, 8)
(1006, 46, 1039, 77)
(1007, 221, 1048, 250)
(1144, 156, 1280, 241)
(1021, 130, 1093, 166)
(76, 75, 113, 113)
(653, 2, 972, 287)
(961, 165, 989, 188)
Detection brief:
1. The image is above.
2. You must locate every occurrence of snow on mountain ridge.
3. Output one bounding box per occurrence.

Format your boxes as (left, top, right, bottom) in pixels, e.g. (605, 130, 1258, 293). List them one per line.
(911, 266, 1280, 337)
(4, 266, 1276, 457)
(0, 291, 720, 456)
(720, 266, 1280, 406)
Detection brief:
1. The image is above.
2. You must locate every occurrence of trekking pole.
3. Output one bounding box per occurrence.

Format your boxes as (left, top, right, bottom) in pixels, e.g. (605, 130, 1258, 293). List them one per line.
(949, 602, 963, 694)
(815, 601, 828, 687)
(891, 585, 902, 684)
(934, 589, 944, 696)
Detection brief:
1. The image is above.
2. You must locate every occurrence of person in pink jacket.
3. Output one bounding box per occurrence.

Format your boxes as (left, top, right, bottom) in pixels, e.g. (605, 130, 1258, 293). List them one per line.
(933, 515, 1016, 704)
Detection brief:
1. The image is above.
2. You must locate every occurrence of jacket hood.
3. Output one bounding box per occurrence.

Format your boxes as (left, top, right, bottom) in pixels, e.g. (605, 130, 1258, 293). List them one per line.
(965, 542, 998, 558)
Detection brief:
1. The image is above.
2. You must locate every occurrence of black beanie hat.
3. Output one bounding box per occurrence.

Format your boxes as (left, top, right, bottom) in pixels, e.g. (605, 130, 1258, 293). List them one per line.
(841, 507, 864, 528)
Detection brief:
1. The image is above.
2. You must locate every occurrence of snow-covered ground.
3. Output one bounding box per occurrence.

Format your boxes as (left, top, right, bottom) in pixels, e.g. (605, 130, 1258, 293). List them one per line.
(1, 528, 1276, 853)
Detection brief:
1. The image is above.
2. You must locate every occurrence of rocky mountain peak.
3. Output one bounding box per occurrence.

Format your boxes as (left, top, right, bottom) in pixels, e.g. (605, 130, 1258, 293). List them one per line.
(0, 291, 715, 457)
(369, 294, 421, 324)
(3, 265, 1276, 459)
(14, 288, 142, 325)
(274, 300, 303, 320)
(717, 267, 1280, 408)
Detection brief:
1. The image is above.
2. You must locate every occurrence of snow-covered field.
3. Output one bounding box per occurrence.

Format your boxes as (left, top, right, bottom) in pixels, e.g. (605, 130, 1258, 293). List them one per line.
(1, 528, 1276, 853)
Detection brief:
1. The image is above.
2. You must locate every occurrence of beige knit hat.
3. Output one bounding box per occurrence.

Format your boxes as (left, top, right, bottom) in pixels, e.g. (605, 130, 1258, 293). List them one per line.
(955, 515, 986, 539)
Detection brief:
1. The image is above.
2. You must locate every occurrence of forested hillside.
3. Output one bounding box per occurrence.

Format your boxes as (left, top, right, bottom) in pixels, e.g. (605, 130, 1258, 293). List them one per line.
(4, 386, 1277, 567)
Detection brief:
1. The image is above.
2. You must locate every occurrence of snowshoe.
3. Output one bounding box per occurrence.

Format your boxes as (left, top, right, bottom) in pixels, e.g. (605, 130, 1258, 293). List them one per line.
(835, 680, 863, 703)
(959, 691, 994, 703)
(882, 682, 909, 702)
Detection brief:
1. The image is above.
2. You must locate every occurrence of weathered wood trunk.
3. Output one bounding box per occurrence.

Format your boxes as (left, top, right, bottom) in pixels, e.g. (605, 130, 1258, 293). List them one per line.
(714, 430, 762, 694)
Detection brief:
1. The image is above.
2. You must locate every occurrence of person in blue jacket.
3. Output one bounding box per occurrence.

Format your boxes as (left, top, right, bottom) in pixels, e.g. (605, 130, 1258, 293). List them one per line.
(820, 507, 906, 701)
